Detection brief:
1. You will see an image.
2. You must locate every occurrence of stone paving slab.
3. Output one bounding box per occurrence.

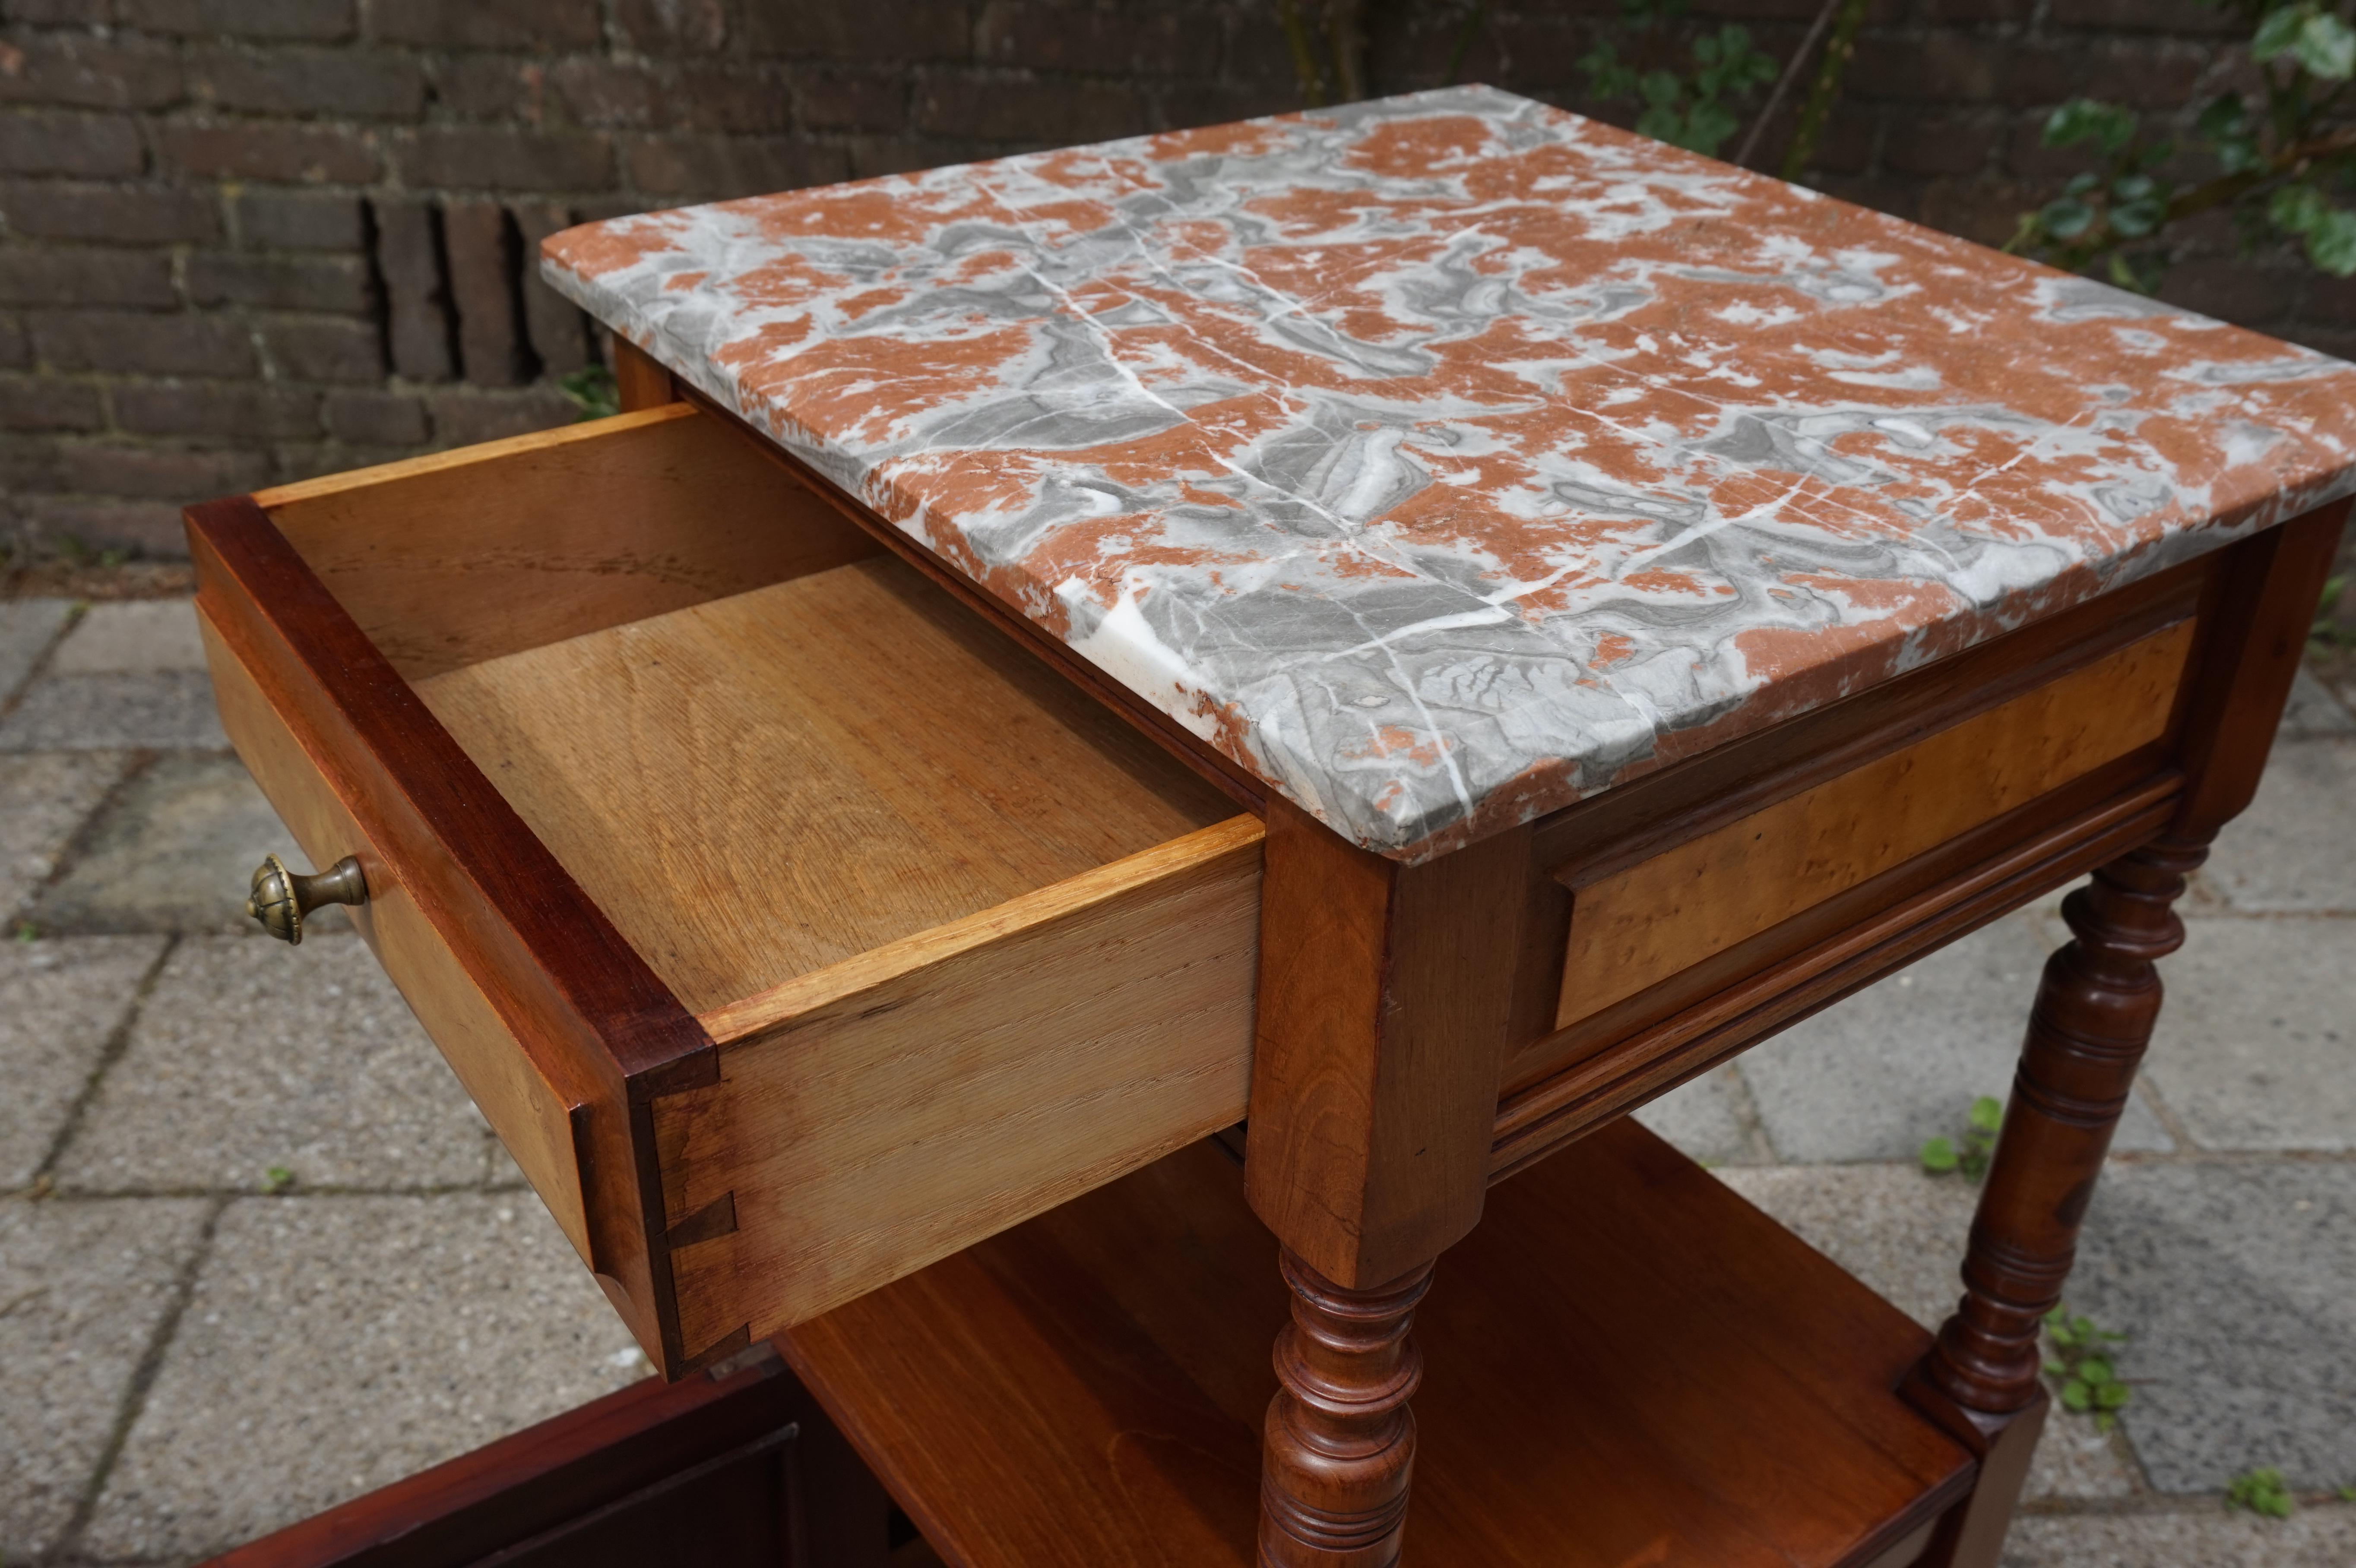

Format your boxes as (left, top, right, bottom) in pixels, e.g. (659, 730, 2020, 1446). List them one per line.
(0, 937, 168, 1192)
(1631, 1061, 1774, 1167)
(0, 1195, 210, 1562)
(1736, 915, 2174, 1165)
(0, 750, 131, 922)
(80, 1192, 645, 1564)
(2279, 666, 2356, 738)
(0, 597, 73, 705)
(2067, 1161, 2356, 1494)
(0, 671, 229, 752)
(48, 599, 209, 676)
(57, 935, 493, 1195)
(2140, 917, 2355, 1153)
(2198, 738, 2356, 911)
(1713, 1162, 2147, 1506)
(30, 753, 301, 937)
(2004, 1505, 2356, 1566)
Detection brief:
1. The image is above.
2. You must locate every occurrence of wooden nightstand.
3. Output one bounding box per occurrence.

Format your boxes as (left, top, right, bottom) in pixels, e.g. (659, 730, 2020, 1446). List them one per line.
(194, 87, 2355, 1568)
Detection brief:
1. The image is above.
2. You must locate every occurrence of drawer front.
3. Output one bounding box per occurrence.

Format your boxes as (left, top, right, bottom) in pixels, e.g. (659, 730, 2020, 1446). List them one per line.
(656, 817, 1263, 1351)
(1556, 617, 2195, 1030)
(201, 607, 597, 1268)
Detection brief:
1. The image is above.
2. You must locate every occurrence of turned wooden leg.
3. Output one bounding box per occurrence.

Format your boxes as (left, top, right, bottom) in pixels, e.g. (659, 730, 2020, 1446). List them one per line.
(1909, 834, 2207, 1565)
(1258, 1249, 1432, 1568)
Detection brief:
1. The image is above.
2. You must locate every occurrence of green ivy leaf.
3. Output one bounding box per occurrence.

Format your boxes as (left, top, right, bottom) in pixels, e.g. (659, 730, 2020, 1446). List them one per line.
(2111, 199, 2166, 239)
(1968, 1096, 2004, 1134)
(2306, 207, 2356, 274)
(1640, 69, 1682, 108)
(1681, 99, 1741, 157)
(2042, 198, 2097, 240)
(2094, 1380, 2133, 1410)
(2198, 91, 2249, 139)
(1920, 1135, 1960, 1173)
(2255, 3, 2312, 62)
(2079, 1356, 2115, 1384)
(2295, 9, 2356, 79)
(2045, 98, 2138, 156)
(2062, 1379, 2093, 1411)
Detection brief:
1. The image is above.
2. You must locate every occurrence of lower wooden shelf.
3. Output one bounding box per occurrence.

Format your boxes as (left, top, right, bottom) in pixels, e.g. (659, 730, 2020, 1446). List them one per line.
(782, 1119, 1978, 1568)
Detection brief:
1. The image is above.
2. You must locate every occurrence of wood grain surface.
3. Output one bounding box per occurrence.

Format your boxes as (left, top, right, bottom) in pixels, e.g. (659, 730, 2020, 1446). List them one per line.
(656, 816, 1262, 1346)
(1556, 619, 2194, 1028)
(415, 556, 1236, 1012)
(783, 1122, 1972, 1568)
(260, 404, 878, 682)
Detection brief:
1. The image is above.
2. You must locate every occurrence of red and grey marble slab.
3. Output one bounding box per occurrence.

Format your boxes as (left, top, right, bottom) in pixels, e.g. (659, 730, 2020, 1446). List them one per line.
(542, 85, 2356, 861)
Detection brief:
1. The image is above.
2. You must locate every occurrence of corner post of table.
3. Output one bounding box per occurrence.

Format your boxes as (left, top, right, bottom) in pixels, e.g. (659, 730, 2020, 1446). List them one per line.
(613, 336, 679, 411)
(1906, 499, 2349, 1567)
(1243, 796, 1530, 1566)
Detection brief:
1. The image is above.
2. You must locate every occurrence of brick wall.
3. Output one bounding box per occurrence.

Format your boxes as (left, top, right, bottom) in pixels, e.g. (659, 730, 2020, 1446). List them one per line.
(0, 0, 2338, 560)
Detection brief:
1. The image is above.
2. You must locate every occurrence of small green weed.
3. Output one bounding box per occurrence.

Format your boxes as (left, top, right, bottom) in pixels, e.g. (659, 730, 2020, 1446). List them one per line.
(2045, 1304, 2132, 1430)
(261, 1165, 295, 1195)
(12, 922, 37, 945)
(1921, 1095, 2004, 1180)
(558, 364, 620, 422)
(2337, 1483, 2355, 1502)
(2226, 1466, 2296, 1519)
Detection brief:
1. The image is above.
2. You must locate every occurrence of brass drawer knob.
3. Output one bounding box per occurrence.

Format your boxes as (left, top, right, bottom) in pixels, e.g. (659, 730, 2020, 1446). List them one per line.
(246, 854, 367, 944)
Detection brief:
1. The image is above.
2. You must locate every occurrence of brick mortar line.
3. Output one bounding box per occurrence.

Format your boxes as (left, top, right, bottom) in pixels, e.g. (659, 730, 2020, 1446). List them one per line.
(44, 1190, 231, 1568)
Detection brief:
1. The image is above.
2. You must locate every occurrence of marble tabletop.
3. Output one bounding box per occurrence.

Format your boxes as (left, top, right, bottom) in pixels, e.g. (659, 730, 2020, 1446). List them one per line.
(542, 85, 2356, 861)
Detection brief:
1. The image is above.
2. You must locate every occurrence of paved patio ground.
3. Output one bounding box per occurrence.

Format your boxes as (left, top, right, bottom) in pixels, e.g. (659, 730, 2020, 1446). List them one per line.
(2, 591, 2350, 1567)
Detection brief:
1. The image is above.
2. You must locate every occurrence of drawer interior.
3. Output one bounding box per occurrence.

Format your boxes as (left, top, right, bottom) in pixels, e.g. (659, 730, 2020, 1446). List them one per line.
(234, 403, 1264, 1359)
(260, 403, 1238, 1020)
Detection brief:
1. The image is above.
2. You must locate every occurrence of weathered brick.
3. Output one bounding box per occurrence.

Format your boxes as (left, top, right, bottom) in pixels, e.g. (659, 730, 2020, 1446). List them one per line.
(842, 136, 979, 180)
(549, 60, 663, 129)
(0, 179, 222, 243)
(2299, 270, 2356, 327)
(398, 127, 614, 191)
(977, 1, 1222, 77)
(1845, 38, 2002, 103)
(0, 432, 62, 494)
(368, 199, 454, 381)
(916, 73, 1145, 144)
(111, 379, 321, 440)
(663, 66, 798, 134)
(186, 251, 373, 313)
(1919, 0, 2033, 21)
(424, 383, 573, 446)
(623, 134, 850, 197)
(189, 47, 427, 119)
(259, 315, 384, 381)
(28, 309, 256, 377)
(0, 372, 105, 432)
(0, 314, 26, 369)
(512, 201, 591, 375)
(56, 439, 273, 499)
(156, 120, 381, 183)
(0, 111, 146, 177)
(424, 56, 545, 121)
(2159, 256, 2300, 327)
(324, 386, 428, 445)
(442, 200, 528, 386)
(2049, 0, 2241, 31)
(0, 247, 177, 309)
(791, 70, 907, 134)
(6, 494, 190, 559)
(232, 190, 366, 250)
(1917, 176, 2034, 250)
(617, 0, 729, 52)
(0, 38, 185, 111)
(1884, 111, 1999, 178)
(117, 0, 357, 40)
(4, 0, 114, 21)
(371, 0, 604, 50)
(744, 0, 972, 61)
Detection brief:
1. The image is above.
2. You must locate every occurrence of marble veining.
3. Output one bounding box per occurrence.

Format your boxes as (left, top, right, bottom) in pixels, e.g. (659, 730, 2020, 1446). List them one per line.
(542, 86, 2356, 860)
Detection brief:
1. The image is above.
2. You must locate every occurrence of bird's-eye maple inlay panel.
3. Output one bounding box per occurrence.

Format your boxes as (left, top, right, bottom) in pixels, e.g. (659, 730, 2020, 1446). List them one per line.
(1554, 617, 2196, 1029)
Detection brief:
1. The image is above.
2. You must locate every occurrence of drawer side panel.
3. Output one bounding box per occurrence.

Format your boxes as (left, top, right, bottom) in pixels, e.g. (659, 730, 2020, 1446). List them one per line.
(657, 818, 1264, 1348)
(201, 607, 597, 1267)
(1556, 619, 2194, 1029)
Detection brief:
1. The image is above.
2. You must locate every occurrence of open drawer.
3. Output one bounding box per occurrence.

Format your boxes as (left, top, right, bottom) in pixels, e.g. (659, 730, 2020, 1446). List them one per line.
(187, 402, 1263, 1376)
